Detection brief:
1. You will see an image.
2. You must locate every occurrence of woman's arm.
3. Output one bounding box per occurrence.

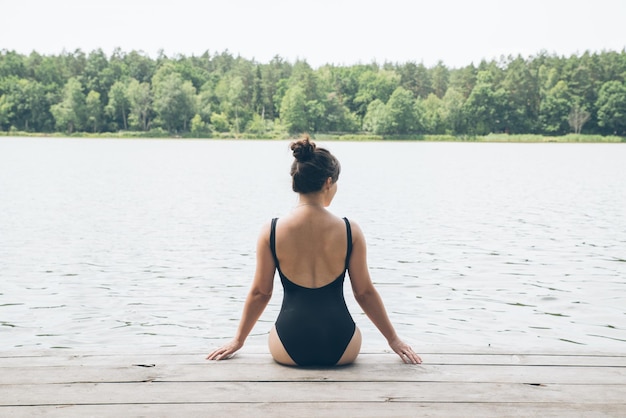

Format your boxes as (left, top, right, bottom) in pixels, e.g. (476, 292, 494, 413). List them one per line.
(207, 222, 275, 360)
(347, 220, 422, 364)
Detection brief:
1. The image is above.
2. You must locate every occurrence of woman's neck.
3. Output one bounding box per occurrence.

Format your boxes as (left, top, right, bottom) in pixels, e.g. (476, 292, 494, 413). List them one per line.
(295, 194, 326, 209)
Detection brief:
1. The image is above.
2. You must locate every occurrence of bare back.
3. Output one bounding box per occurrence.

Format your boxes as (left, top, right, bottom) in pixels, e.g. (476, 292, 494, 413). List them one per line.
(273, 208, 349, 289)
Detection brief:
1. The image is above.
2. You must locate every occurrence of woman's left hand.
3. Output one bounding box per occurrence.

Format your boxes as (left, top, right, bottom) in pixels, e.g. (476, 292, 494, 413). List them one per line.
(389, 337, 422, 364)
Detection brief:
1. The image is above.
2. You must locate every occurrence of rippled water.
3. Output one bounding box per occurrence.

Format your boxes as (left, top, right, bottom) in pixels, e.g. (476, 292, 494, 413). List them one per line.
(1, 137, 625, 354)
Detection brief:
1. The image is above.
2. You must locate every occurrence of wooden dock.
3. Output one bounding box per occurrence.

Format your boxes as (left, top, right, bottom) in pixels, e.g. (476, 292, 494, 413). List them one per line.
(1, 349, 625, 417)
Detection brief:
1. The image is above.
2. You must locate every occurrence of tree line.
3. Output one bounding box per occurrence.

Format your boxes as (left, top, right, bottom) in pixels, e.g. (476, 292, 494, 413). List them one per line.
(1, 48, 625, 137)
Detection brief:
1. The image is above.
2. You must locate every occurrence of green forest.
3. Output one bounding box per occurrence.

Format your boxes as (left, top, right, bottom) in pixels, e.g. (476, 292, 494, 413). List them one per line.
(1, 48, 625, 139)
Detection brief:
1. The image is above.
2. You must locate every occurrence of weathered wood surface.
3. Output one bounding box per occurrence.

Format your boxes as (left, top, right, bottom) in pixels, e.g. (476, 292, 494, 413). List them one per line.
(1, 350, 625, 417)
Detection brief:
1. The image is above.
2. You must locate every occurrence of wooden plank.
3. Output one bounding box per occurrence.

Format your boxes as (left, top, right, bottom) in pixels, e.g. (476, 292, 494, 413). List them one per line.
(182, 364, 626, 385)
(1, 362, 624, 385)
(2, 351, 624, 417)
(1, 352, 625, 367)
(1, 402, 625, 418)
(2, 382, 625, 405)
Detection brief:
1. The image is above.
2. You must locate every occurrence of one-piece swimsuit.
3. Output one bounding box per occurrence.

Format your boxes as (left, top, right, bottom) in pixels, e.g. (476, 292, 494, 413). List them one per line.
(270, 217, 356, 366)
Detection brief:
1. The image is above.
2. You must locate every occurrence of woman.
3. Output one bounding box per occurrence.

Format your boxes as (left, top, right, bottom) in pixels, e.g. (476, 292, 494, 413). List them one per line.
(207, 137, 421, 366)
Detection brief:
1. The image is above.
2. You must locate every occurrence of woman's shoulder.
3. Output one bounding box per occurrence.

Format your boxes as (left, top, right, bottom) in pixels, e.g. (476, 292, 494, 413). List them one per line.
(256, 219, 274, 242)
(342, 217, 366, 243)
(342, 216, 362, 230)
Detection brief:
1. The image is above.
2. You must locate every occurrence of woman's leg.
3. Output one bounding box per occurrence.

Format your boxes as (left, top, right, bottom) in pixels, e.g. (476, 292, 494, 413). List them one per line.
(268, 326, 297, 366)
(336, 326, 362, 366)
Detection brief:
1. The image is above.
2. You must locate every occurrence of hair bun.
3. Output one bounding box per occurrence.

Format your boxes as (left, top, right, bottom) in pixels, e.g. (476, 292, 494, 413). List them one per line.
(290, 136, 316, 162)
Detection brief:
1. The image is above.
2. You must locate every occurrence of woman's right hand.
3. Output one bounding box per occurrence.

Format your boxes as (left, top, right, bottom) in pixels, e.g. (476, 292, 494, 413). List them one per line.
(389, 337, 422, 364)
(206, 339, 243, 360)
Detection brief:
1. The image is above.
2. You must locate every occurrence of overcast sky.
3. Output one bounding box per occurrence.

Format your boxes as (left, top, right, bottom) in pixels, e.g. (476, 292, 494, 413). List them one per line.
(2, 0, 625, 68)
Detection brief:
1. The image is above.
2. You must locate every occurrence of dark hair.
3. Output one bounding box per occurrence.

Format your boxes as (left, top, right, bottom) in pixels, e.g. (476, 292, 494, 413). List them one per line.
(289, 135, 340, 194)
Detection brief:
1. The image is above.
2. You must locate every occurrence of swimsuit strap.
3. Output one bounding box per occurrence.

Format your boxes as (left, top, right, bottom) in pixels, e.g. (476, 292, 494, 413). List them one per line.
(343, 217, 353, 270)
(270, 218, 279, 267)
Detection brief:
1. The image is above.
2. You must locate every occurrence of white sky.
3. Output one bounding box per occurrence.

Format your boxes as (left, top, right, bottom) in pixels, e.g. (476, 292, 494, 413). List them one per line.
(1, 0, 625, 68)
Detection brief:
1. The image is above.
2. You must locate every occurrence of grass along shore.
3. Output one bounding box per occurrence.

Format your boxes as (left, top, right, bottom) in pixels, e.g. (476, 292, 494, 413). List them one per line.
(2, 130, 625, 142)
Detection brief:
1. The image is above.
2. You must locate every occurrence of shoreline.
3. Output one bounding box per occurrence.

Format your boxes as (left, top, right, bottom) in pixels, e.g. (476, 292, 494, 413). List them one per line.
(2, 131, 625, 143)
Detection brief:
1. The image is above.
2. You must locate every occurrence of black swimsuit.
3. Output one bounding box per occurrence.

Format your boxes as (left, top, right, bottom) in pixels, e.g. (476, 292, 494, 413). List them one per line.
(270, 217, 356, 366)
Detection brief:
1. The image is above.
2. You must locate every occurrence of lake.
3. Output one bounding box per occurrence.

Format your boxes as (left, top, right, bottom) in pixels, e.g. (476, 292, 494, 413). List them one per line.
(1, 137, 625, 354)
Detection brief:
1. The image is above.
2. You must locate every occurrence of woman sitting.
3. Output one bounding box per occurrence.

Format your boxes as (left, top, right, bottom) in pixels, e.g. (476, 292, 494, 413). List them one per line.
(207, 136, 421, 366)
